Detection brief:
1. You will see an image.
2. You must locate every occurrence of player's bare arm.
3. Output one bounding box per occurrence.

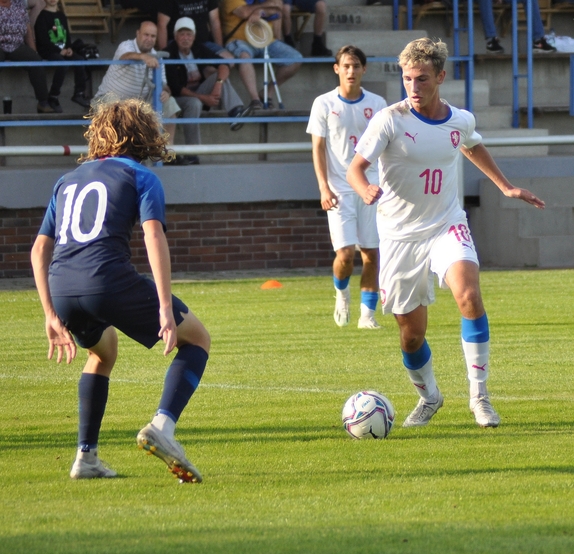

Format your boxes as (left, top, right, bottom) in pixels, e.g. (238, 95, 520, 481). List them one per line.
(347, 153, 382, 205)
(311, 134, 338, 210)
(30, 234, 77, 364)
(142, 219, 177, 356)
(461, 143, 545, 209)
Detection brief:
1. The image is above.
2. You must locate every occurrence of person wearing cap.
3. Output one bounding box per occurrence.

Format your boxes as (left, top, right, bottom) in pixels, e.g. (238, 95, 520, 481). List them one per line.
(165, 17, 252, 141)
(157, 0, 227, 54)
(221, 0, 302, 109)
(92, 21, 181, 159)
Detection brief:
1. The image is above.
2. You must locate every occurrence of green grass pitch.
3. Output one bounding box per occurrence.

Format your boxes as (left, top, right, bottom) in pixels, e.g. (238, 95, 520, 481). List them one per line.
(1, 270, 574, 553)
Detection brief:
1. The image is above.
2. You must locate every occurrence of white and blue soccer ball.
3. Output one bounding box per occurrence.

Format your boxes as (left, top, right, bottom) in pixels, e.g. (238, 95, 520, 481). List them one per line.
(342, 391, 395, 439)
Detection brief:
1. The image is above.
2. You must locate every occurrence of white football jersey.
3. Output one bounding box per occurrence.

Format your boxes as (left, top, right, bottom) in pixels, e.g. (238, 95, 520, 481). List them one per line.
(307, 88, 387, 194)
(355, 98, 482, 241)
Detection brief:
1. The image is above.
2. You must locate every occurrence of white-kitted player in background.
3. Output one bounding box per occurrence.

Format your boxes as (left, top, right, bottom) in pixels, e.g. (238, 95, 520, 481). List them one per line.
(347, 37, 545, 428)
(307, 45, 387, 329)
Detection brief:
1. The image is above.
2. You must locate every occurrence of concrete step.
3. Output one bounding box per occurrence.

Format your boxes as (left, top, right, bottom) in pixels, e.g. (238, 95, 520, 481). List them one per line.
(326, 5, 394, 31)
(326, 29, 427, 57)
(382, 78, 491, 107)
(481, 128, 550, 157)
(474, 105, 513, 130)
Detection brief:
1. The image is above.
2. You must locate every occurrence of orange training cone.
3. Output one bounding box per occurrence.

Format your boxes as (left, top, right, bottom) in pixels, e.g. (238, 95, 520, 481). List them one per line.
(261, 280, 283, 289)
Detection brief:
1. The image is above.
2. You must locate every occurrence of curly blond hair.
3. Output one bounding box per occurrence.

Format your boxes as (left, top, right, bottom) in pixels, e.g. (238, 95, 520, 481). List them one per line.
(398, 37, 449, 75)
(81, 98, 174, 163)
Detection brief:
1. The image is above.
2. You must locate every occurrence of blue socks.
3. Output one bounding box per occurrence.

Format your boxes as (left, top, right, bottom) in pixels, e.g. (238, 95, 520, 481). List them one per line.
(361, 291, 378, 311)
(157, 344, 209, 423)
(402, 339, 432, 370)
(78, 373, 109, 449)
(333, 275, 350, 290)
(461, 313, 489, 343)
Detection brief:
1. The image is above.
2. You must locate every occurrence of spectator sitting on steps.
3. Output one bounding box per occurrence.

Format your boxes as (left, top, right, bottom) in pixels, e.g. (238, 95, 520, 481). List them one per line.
(479, 0, 556, 54)
(221, 0, 303, 109)
(0, 0, 55, 113)
(34, 0, 91, 113)
(282, 0, 332, 57)
(165, 17, 254, 165)
(92, 21, 182, 160)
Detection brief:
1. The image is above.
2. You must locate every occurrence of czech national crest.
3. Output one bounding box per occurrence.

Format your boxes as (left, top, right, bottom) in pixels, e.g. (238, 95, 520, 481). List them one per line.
(450, 130, 460, 148)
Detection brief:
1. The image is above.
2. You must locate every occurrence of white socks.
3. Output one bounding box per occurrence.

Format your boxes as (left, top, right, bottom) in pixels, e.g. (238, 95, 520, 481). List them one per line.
(406, 357, 438, 401)
(151, 413, 176, 439)
(462, 339, 490, 399)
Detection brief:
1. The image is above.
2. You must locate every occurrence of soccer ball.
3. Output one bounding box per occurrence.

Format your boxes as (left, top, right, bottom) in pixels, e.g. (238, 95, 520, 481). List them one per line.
(342, 391, 395, 439)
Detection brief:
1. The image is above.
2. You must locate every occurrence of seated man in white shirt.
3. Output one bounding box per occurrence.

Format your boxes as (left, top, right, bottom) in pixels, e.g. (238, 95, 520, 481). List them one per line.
(93, 21, 183, 162)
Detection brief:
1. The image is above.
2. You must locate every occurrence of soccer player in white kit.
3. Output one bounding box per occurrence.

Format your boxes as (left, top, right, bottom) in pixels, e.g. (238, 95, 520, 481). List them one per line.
(307, 45, 387, 329)
(347, 38, 545, 428)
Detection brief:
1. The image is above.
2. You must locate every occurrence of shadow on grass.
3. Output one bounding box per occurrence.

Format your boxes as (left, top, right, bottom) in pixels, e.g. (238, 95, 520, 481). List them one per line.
(3, 418, 574, 451)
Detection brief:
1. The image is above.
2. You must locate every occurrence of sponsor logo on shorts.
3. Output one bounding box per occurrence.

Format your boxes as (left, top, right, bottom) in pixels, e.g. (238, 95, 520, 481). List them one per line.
(380, 289, 386, 305)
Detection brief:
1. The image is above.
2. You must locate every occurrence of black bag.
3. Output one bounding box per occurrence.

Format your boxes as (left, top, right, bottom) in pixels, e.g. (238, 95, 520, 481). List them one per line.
(71, 39, 100, 60)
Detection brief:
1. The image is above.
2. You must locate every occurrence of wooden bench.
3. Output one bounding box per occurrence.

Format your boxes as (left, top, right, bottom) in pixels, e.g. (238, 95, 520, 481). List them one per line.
(60, 0, 110, 36)
(109, 0, 150, 43)
(291, 7, 313, 41)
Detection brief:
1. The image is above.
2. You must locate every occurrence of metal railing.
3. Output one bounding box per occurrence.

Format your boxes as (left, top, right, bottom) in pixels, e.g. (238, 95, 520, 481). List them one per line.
(2, 134, 574, 159)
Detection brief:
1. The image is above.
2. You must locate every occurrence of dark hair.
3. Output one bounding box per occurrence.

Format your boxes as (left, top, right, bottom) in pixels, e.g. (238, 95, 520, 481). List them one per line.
(81, 98, 174, 163)
(335, 45, 367, 67)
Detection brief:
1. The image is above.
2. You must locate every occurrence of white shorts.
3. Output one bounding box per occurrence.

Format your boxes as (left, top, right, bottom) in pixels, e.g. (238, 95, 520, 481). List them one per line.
(378, 219, 479, 315)
(327, 191, 379, 252)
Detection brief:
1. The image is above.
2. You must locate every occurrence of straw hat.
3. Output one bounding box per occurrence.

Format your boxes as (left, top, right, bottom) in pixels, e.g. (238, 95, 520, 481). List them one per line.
(245, 18, 274, 48)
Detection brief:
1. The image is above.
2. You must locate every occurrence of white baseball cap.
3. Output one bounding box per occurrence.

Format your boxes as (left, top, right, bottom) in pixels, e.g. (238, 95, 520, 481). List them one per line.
(174, 17, 196, 34)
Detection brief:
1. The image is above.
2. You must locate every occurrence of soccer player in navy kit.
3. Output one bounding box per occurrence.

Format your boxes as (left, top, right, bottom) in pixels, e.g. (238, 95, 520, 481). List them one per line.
(31, 98, 209, 483)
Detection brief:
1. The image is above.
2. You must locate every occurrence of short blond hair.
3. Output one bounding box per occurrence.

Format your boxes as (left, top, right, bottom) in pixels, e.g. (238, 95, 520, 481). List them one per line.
(398, 37, 449, 74)
(82, 98, 174, 163)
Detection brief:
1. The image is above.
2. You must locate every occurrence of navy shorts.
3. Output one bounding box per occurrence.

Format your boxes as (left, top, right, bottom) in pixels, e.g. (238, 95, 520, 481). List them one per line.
(52, 276, 188, 349)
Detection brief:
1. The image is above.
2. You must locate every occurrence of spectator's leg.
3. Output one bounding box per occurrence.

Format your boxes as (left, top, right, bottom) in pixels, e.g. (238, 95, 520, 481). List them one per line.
(310, 0, 332, 56)
(479, 0, 498, 39)
(237, 53, 261, 102)
(520, 0, 545, 41)
(9, 44, 50, 105)
(282, 1, 294, 43)
(175, 96, 203, 145)
(46, 52, 67, 98)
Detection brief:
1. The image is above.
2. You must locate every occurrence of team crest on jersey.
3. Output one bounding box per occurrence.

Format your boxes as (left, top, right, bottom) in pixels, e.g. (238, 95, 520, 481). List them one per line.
(364, 107, 373, 119)
(450, 131, 461, 148)
(380, 289, 387, 306)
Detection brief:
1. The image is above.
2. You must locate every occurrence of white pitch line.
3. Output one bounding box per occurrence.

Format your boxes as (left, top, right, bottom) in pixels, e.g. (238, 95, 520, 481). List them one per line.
(0, 373, 565, 402)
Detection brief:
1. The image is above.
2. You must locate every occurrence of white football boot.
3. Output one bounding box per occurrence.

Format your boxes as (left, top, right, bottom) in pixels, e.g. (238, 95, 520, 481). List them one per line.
(70, 448, 117, 479)
(470, 395, 500, 427)
(357, 304, 381, 329)
(402, 390, 444, 427)
(137, 423, 202, 483)
(334, 286, 350, 327)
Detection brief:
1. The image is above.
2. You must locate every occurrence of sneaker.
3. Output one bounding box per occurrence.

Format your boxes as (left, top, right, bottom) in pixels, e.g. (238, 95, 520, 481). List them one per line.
(230, 102, 256, 131)
(48, 96, 63, 113)
(357, 314, 380, 329)
(486, 37, 504, 54)
(402, 390, 444, 428)
(311, 42, 333, 57)
(71, 92, 91, 108)
(334, 287, 350, 327)
(70, 450, 117, 479)
(470, 395, 500, 427)
(533, 37, 557, 53)
(137, 423, 202, 483)
(37, 101, 55, 114)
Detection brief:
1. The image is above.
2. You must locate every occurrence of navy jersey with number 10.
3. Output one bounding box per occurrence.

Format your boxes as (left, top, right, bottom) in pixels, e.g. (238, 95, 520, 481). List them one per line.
(38, 157, 166, 297)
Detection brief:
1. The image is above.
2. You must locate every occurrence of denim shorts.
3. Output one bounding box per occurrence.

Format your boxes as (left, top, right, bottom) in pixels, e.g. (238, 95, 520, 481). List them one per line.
(226, 39, 303, 66)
